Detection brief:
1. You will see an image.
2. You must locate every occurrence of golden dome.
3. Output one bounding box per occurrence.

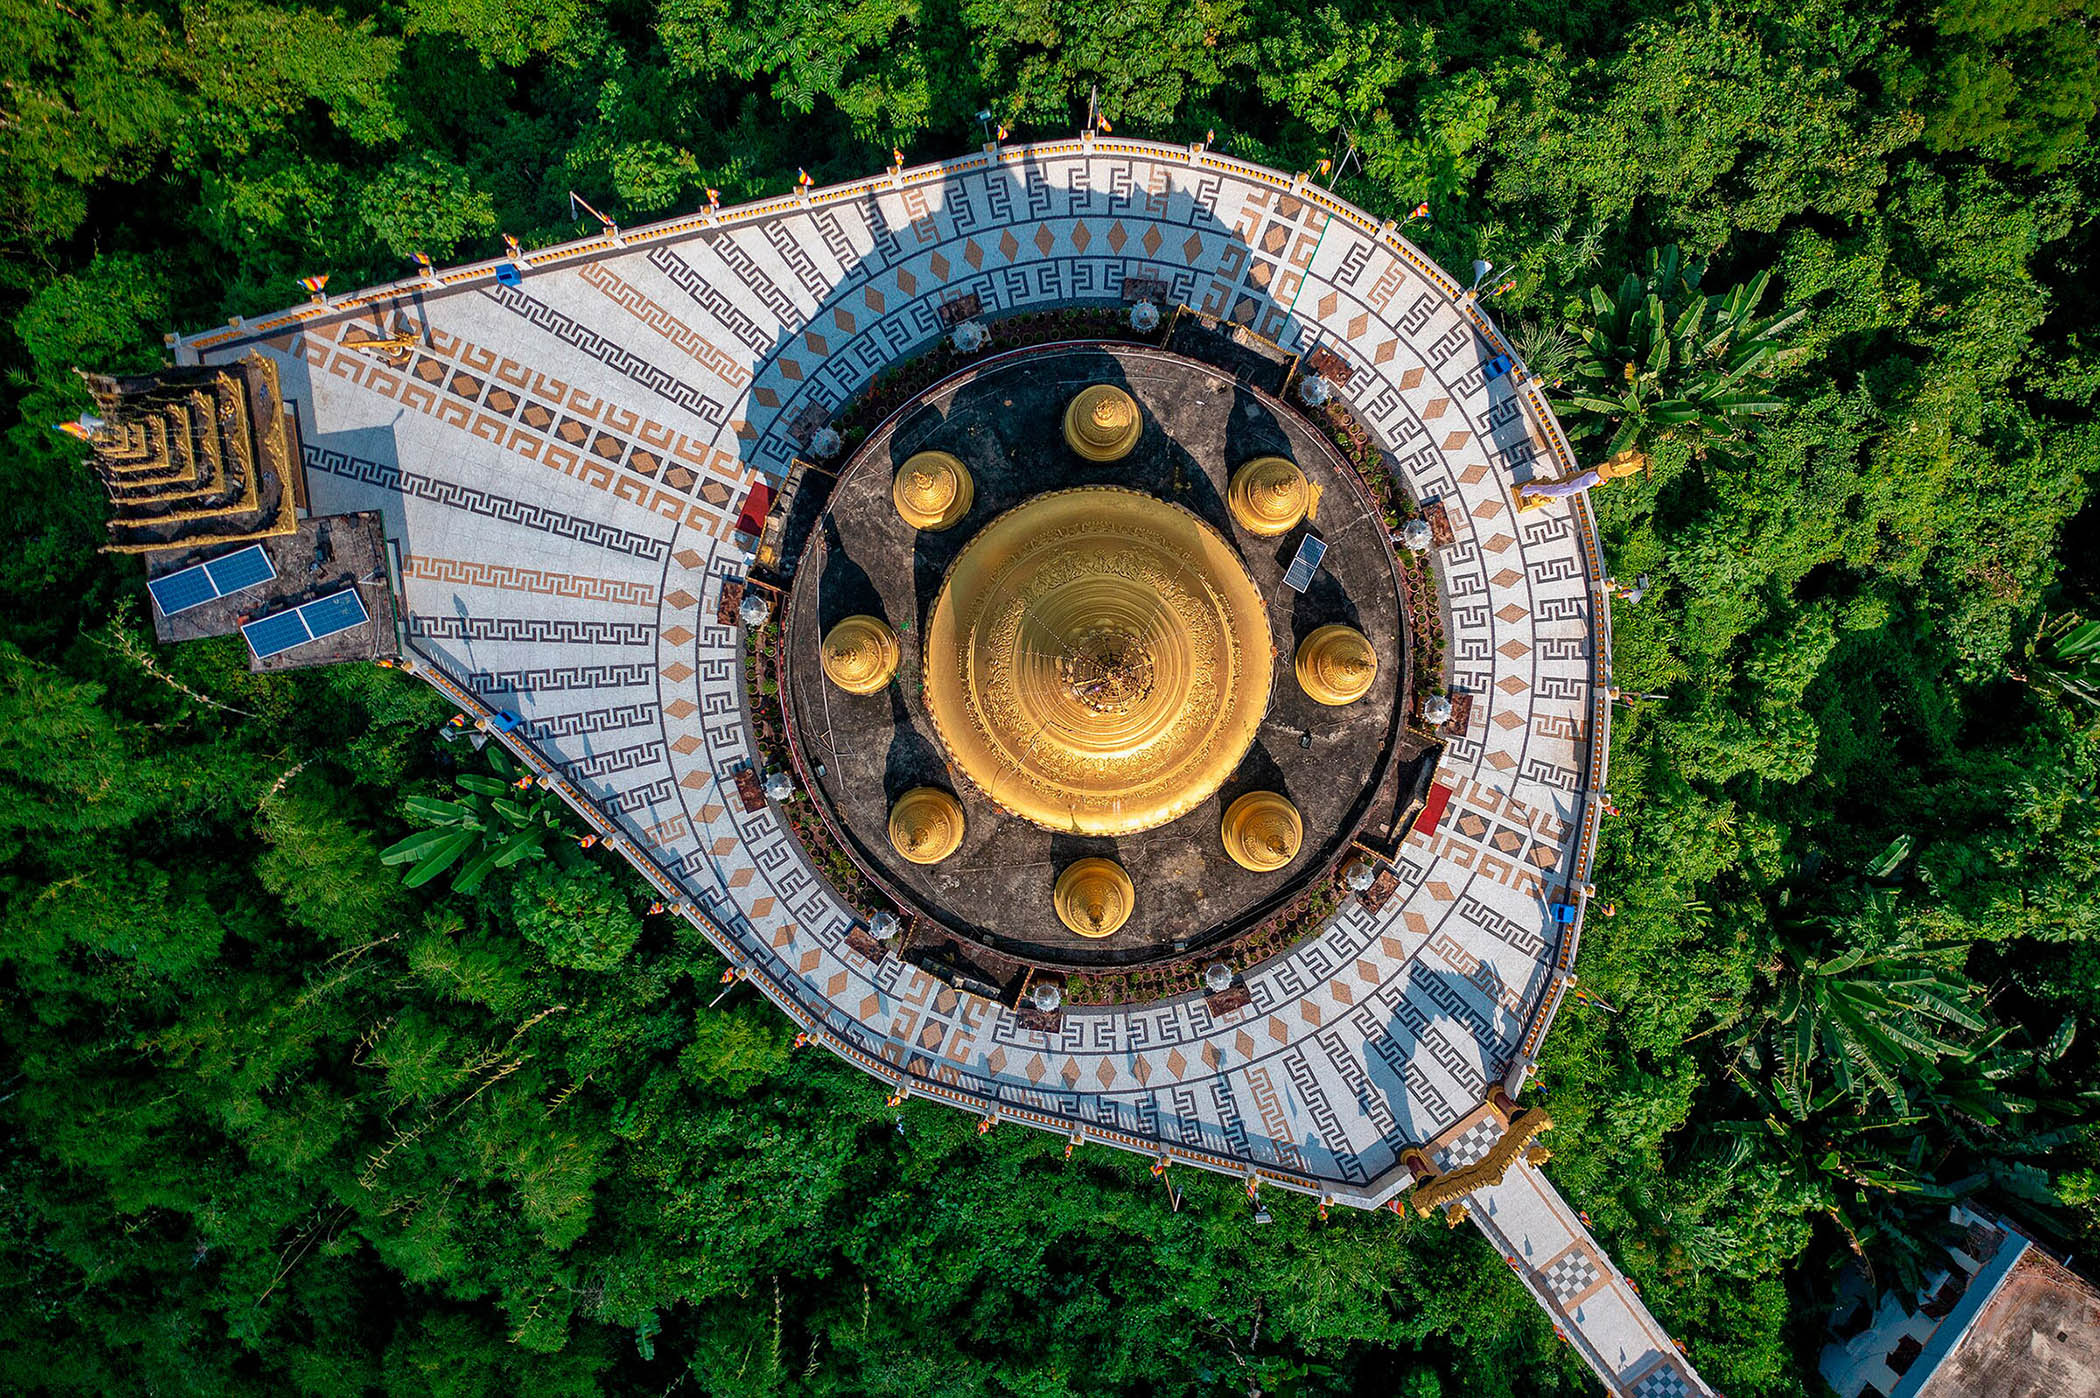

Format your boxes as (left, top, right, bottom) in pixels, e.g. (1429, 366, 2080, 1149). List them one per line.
(1221, 790, 1303, 871)
(888, 787, 964, 864)
(1294, 623, 1378, 706)
(892, 450, 974, 532)
(1062, 385, 1142, 462)
(922, 487, 1274, 837)
(820, 614, 899, 694)
(1227, 456, 1309, 536)
(1053, 857, 1134, 937)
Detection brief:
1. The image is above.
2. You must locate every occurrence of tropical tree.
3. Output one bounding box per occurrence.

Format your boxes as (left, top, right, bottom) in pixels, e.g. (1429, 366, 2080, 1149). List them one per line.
(1558, 245, 1805, 467)
(380, 744, 578, 892)
(2014, 612, 2100, 712)
(1736, 892, 1988, 1117)
(1707, 1074, 1968, 1299)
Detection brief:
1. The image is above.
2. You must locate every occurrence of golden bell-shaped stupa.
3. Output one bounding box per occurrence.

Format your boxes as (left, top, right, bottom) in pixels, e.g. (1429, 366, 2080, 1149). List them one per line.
(1227, 456, 1309, 537)
(820, 614, 900, 694)
(1294, 623, 1378, 706)
(1220, 790, 1303, 871)
(887, 786, 965, 864)
(921, 486, 1274, 837)
(892, 450, 974, 532)
(1062, 384, 1142, 462)
(1053, 857, 1134, 937)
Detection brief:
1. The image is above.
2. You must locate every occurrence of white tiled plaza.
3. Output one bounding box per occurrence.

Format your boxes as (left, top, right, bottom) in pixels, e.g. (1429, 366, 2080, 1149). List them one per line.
(172, 138, 1709, 1396)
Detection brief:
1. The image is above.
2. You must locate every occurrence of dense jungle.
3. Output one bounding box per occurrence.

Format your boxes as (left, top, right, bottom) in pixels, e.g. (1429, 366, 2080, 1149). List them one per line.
(4, 1, 2099, 1393)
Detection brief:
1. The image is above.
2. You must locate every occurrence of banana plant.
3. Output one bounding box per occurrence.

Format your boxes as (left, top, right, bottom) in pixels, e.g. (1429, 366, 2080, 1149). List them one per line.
(2014, 612, 2100, 712)
(1559, 244, 1806, 464)
(381, 744, 578, 893)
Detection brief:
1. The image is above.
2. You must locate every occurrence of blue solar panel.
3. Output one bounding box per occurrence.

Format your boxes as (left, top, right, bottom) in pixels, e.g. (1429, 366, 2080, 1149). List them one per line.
(242, 588, 369, 660)
(1281, 535, 1328, 593)
(242, 610, 312, 659)
(203, 545, 274, 595)
(149, 544, 276, 617)
(147, 568, 218, 616)
(300, 589, 369, 639)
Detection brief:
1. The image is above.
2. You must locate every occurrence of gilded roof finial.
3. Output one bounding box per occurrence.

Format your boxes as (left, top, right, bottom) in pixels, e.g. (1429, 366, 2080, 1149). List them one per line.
(1295, 624, 1378, 706)
(820, 615, 900, 694)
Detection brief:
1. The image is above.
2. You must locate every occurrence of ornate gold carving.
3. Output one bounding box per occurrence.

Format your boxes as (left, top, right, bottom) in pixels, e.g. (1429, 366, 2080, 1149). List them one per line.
(821, 614, 899, 694)
(1409, 1107, 1555, 1216)
(892, 450, 974, 532)
(888, 786, 964, 864)
(1062, 384, 1141, 462)
(1053, 857, 1134, 937)
(1294, 623, 1378, 706)
(1221, 790, 1303, 871)
(1226, 455, 1308, 536)
(922, 487, 1273, 836)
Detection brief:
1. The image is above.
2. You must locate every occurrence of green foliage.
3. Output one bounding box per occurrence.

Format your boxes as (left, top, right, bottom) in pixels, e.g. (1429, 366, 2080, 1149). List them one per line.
(511, 859, 642, 971)
(358, 152, 499, 259)
(1559, 245, 1806, 464)
(380, 744, 573, 893)
(679, 1004, 792, 1093)
(1911, 0, 2100, 170)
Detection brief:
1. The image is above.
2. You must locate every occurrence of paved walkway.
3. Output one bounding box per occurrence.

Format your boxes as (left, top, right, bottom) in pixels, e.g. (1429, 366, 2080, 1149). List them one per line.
(1472, 1160, 1715, 1396)
(171, 138, 1707, 1392)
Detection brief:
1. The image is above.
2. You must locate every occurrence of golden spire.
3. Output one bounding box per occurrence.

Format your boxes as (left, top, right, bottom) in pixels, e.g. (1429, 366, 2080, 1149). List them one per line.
(887, 787, 964, 864)
(1221, 790, 1303, 871)
(1053, 857, 1134, 937)
(921, 487, 1274, 837)
(1294, 623, 1378, 706)
(820, 615, 899, 694)
(1062, 384, 1142, 462)
(1226, 456, 1309, 537)
(892, 450, 974, 532)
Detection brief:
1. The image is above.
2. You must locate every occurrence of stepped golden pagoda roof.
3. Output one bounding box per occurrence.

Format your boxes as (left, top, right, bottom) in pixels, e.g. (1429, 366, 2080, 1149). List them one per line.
(921, 486, 1272, 837)
(1062, 385, 1142, 462)
(821, 614, 900, 694)
(1053, 857, 1135, 937)
(888, 786, 965, 864)
(1226, 455, 1309, 537)
(1295, 623, 1378, 706)
(892, 450, 974, 531)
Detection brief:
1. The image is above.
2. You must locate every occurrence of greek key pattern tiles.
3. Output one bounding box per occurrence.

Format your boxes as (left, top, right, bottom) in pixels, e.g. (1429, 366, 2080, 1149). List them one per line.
(180, 140, 1706, 1394)
(405, 556, 658, 608)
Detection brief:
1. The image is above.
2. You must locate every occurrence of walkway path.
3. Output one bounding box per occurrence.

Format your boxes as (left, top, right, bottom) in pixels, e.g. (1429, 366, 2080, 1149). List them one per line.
(171, 137, 1707, 1393)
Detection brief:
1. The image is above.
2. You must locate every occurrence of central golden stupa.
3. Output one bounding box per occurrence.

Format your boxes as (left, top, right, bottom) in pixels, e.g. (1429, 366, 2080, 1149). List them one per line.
(921, 486, 1273, 836)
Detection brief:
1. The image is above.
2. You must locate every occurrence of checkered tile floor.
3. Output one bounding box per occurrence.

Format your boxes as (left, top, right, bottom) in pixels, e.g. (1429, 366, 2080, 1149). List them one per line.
(1633, 1361, 1693, 1398)
(1437, 1116, 1504, 1171)
(1540, 1246, 1602, 1303)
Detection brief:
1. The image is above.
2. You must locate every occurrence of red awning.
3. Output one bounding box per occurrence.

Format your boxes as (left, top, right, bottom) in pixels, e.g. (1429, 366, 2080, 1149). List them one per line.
(734, 482, 774, 537)
(1411, 781, 1454, 839)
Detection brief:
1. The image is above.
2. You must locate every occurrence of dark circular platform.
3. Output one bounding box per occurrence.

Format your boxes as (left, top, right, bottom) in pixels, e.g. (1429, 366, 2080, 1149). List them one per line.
(780, 342, 1408, 968)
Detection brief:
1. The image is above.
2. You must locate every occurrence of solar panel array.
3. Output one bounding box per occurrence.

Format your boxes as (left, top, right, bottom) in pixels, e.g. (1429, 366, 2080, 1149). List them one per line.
(146, 544, 277, 616)
(1281, 535, 1328, 593)
(241, 587, 371, 660)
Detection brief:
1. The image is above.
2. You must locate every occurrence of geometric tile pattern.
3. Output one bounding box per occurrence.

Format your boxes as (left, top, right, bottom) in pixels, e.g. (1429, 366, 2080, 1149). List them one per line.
(1540, 1242, 1605, 1304)
(1631, 1360, 1694, 1398)
(1437, 1116, 1506, 1172)
(1471, 1160, 1717, 1395)
(168, 138, 1686, 1394)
